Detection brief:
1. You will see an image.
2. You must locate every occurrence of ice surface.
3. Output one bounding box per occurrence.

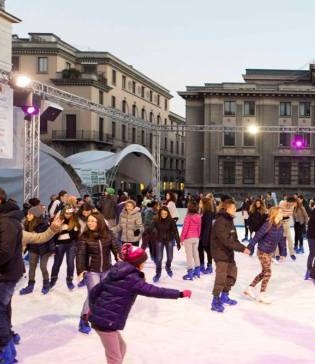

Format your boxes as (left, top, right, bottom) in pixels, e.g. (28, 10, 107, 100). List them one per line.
(12, 227, 314, 363)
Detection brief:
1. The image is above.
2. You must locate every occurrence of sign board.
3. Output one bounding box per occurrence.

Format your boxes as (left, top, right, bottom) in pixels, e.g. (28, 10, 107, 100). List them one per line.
(0, 84, 13, 159)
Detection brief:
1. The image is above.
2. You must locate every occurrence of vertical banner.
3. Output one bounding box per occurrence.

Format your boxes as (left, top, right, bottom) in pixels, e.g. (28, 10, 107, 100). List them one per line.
(0, 83, 13, 159)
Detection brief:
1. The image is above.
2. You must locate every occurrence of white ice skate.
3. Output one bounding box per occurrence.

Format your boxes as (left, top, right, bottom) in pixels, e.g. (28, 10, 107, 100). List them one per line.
(243, 286, 257, 301)
(256, 292, 272, 304)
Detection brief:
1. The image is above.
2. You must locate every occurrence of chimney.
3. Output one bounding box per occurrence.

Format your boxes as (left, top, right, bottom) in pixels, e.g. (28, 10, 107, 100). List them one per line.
(0, 0, 5, 10)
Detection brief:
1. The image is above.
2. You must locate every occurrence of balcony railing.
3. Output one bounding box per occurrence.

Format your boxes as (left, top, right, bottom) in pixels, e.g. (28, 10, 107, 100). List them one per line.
(52, 130, 113, 144)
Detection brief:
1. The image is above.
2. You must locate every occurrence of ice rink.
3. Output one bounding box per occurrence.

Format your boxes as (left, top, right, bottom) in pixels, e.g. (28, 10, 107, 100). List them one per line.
(12, 227, 314, 364)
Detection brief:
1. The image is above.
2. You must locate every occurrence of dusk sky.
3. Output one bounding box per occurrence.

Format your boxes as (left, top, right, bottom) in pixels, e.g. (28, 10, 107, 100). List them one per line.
(7, 0, 315, 116)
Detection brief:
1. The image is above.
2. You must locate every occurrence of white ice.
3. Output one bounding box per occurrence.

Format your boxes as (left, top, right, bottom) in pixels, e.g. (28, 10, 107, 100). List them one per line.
(12, 227, 314, 364)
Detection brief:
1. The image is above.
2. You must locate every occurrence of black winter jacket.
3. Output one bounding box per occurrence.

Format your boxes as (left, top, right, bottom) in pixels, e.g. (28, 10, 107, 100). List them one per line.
(307, 210, 315, 239)
(152, 218, 180, 245)
(199, 211, 215, 248)
(248, 212, 268, 233)
(0, 201, 24, 282)
(27, 221, 54, 256)
(211, 210, 246, 263)
(76, 231, 120, 275)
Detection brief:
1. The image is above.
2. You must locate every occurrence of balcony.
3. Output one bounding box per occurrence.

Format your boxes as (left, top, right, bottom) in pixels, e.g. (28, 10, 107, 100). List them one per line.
(52, 130, 113, 144)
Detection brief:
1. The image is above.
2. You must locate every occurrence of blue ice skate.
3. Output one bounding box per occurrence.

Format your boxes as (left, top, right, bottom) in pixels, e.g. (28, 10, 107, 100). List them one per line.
(220, 292, 238, 305)
(211, 296, 224, 313)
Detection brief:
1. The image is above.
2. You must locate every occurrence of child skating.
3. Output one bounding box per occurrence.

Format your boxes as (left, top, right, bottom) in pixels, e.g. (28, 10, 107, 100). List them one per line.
(88, 243, 191, 364)
(244, 206, 286, 304)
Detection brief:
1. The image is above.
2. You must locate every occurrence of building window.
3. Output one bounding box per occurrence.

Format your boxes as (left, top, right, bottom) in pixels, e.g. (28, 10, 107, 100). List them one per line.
(141, 108, 146, 120)
(181, 142, 184, 155)
(12, 56, 19, 71)
(150, 90, 153, 102)
(157, 95, 160, 106)
(244, 101, 255, 116)
(279, 161, 291, 184)
(243, 132, 255, 147)
(164, 118, 167, 125)
(157, 115, 161, 125)
(279, 132, 291, 147)
(132, 81, 136, 94)
(165, 137, 168, 150)
(223, 161, 235, 184)
(224, 101, 236, 116)
(300, 102, 311, 117)
(132, 127, 136, 143)
(99, 91, 104, 105)
(149, 133, 153, 149)
(122, 75, 126, 89)
(132, 105, 137, 117)
(111, 95, 116, 108)
(223, 129, 235, 146)
(164, 98, 168, 111)
(149, 112, 154, 123)
(299, 161, 311, 184)
(176, 140, 179, 154)
(122, 100, 127, 113)
(280, 102, 291, 117)
(170, 141, 174, 153)
(112, 121, 116, 138)
(65, 62, 71, 69)
(243, 161, 255, 184)
(170, 158, 173, 169)
(112, 69, 116, 85)
(141, 130, 145, 145)
(66, 114, 76, 138)
(122, 125, 127, 141)
(141, 86, 145, 98)
(182, 160, 184, 170)
(38, 57, 48, 73)
(99, 117, 104, 141)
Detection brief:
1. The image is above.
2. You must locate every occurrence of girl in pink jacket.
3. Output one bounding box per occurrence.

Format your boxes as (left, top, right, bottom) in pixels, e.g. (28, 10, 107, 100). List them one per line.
(180, 200, 201, 280)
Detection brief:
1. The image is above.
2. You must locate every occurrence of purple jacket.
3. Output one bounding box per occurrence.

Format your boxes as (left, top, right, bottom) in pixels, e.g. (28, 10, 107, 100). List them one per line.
(247, 222, 287, 256)
(89, 261, 181, 331)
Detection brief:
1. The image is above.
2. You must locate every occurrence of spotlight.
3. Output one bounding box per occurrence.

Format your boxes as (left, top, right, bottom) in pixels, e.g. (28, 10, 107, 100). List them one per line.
(291, 135, 307, 150)
(14, 75, 32, 88)
(21, 105, 39, 115)
(247, 124, 259, 135)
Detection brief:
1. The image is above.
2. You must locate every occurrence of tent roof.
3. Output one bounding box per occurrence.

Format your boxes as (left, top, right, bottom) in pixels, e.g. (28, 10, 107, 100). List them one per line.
(65, 144, 156, 171)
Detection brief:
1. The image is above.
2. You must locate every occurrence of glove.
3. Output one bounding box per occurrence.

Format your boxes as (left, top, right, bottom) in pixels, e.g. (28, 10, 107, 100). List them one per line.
(177, 243, 181, 251)
(134, 229, 141, 237)
(180, 290, 192, 298)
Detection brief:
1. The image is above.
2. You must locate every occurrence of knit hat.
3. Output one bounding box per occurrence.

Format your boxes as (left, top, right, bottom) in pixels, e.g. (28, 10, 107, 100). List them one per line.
(121, 243, 148, 267)
(28, 205, 43, 218)
(105, 187, 115, 196)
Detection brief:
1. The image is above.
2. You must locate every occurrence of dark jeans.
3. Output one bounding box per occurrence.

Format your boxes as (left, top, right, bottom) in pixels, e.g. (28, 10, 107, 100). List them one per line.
(212, 261, 237, 297)
(155, 241, 173, 274)
(294, 222, 305, 249)
(0, 281, 17, 348)
(28, 252, 50, 282)
(244, 219, 249, 239)
(51, 242, 75, 281)
(198, 243, 212, 266)
(307, 239, 315, 270)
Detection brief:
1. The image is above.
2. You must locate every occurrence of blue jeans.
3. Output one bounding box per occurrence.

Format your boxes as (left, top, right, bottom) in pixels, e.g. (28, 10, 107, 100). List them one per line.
(51, 242, 76, 281)
(155, 241, 173, 274)
(81, 271, 109, 316)
(0, 281, 16, 348)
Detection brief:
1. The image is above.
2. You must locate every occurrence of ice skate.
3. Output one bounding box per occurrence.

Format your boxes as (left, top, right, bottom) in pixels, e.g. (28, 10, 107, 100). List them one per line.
(256, 292, 272, 304)
(243, 286, 257, 301)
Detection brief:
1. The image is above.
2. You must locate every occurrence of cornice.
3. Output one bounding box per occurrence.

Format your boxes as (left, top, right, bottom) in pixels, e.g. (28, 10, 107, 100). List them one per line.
(51, 78, 112, 93)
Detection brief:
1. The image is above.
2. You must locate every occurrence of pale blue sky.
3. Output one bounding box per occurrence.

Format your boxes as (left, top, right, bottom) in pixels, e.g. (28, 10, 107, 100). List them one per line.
(7, 0, 315, 116)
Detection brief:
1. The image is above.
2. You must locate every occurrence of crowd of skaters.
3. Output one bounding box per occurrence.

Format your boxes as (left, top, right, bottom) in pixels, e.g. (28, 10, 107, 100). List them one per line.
(0, 186, 315, 363)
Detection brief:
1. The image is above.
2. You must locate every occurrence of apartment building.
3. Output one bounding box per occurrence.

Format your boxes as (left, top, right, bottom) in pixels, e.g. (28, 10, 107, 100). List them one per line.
(179, 65, 315, 198)
(12, 33, 185, 191)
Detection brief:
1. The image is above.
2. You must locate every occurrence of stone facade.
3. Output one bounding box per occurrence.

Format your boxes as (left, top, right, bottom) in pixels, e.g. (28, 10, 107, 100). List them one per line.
(179, 66, 315, 199)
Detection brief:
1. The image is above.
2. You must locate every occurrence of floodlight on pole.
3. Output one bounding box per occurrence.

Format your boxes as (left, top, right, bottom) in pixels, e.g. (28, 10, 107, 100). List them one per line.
(247, 124, 259, 135)
(14, 74, 32, 88)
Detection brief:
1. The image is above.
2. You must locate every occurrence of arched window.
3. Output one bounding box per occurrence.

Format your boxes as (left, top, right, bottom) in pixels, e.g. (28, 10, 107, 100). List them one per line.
(149, 112, 154, 123)
(157, 115, 161, 125)
(141, 108, 146, 120)
(122, 100, 128, 114)
(132, 104, 138, 117)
